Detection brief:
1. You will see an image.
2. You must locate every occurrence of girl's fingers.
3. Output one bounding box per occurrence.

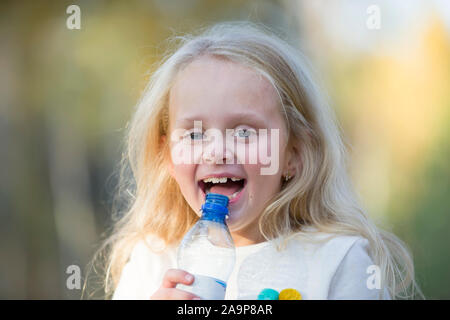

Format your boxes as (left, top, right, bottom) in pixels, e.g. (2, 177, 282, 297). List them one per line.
(150, 269, 200, 300)
(161, 268, 195, 288)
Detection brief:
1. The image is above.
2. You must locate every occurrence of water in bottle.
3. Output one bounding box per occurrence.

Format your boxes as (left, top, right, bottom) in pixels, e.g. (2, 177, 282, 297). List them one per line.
(176, 192, 236, 300)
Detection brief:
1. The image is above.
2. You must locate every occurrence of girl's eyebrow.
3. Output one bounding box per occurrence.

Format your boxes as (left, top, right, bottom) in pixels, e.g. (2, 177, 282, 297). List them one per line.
(176, 111, 269, 128)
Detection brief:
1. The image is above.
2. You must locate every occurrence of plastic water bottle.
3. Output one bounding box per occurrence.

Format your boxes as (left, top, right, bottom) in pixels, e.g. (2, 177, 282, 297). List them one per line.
(176, 193, 236, 300)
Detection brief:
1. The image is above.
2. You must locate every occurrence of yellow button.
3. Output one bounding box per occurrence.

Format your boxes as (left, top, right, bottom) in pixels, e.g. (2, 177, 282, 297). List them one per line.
(279, 288, 302, 300)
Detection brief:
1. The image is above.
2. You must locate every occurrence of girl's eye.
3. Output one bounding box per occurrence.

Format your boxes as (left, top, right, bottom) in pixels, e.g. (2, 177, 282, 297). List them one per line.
(190, 132, 203, 140)
(186, 131, 204, 140)
(234, 128, 256, 139)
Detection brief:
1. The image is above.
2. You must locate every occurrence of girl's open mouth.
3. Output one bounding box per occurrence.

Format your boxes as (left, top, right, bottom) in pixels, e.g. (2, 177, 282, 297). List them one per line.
(198, 177, 247, 204)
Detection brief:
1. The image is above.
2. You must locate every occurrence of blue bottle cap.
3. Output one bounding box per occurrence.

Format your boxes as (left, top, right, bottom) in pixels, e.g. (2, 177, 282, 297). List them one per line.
(201, 193, 229, 222)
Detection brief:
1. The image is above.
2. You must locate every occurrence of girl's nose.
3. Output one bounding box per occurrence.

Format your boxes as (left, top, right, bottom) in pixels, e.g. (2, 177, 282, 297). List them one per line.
(202, 140, 234, 164)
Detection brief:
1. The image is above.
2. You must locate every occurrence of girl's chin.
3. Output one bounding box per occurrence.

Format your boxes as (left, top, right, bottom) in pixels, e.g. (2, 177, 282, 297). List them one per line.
(224, 218, 244, 233)
(225, 212, 242, 226)
(226, 217, 262, 242)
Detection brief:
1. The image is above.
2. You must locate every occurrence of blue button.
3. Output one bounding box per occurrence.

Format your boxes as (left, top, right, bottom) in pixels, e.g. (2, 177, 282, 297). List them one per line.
(257, 288, 279, 300)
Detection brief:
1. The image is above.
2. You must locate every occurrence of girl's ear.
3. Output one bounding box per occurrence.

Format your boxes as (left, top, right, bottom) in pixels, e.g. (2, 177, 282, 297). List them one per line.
(160, 135, 174, 177)
(285, 140, 302, 177)
(160, 134, 166, 147)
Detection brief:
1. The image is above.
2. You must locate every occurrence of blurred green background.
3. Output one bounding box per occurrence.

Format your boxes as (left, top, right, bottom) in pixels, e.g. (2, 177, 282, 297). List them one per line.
(0, 0, 449, 299)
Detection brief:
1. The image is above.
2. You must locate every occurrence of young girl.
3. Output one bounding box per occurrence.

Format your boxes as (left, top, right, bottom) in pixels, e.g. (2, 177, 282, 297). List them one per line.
(98, 21, 421, 300)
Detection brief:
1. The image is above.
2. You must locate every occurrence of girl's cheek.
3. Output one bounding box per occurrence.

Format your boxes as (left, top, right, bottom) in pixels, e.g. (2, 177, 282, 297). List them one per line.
(234, 138, 279, 176)
(192, 143, 204, 164)
(171, 164, 191, 184)
(235, 142, 258, 165)
(260, 130, 283, 177)
(169, 140, 203, 165)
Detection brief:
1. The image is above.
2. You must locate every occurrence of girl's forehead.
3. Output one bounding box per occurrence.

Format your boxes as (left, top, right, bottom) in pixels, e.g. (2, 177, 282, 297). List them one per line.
(173, 56, 275, 92)
(168, 57, 281, 126)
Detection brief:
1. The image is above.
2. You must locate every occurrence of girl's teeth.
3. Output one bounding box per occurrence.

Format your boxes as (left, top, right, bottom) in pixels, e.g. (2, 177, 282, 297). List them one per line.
(201, 177, 245, 199)
(202, 177, 243, 183)
(229, 190, 240, 199)
(203, 177, 227, 183)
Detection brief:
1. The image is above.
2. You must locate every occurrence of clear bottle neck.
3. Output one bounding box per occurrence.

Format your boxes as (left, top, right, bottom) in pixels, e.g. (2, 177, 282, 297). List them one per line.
(200, 209, 227, 224)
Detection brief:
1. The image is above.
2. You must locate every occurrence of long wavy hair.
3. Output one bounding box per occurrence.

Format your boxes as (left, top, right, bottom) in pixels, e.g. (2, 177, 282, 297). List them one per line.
(86, 21, 422, 299)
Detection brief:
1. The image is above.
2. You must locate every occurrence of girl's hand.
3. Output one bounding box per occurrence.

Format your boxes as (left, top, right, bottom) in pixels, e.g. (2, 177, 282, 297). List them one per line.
(150, 268, 201, 300)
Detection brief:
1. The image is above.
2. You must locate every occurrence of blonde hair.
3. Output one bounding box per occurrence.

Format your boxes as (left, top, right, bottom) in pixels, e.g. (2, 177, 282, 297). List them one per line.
(87, 21, 422, 299)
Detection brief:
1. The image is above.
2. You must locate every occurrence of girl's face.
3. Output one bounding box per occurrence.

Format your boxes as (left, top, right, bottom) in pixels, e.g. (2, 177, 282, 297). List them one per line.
(166, 56, 294, 245)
